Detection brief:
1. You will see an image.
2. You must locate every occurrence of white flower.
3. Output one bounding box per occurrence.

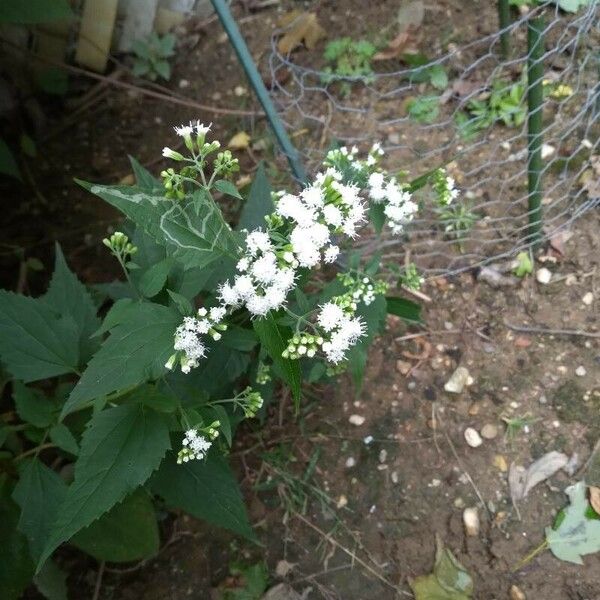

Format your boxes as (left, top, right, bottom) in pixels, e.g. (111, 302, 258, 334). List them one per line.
(193, 121, 212, 136)
(218, 282, 239, 306)
(250, 252, 278, 285)
(247, 293, 271, 316)
(245, 230, 272, 255)
(273, 267, 296, 292)
(234, 274, 255, 299)
(264, 284, 287, 309)
(237, 257, 250, 272)
(162, 147, 183, 160)
(324, 245, 339, 263)
(306, 222, 330, 248)
(300, 186, 324, 209)
(209, 306, 226, 322)
(178, 428, 212, 463)
(174, 124, 194, 138)
(317, 302, 345, 332)
(323, 204, 343, 227)
(339, 316, 366, 343)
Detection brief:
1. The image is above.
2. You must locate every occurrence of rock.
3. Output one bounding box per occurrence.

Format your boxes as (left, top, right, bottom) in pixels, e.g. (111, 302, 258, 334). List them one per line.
(541, 143, 555, 159)
(275, 560, 296, 577)
(261, 584, 302, 600)
(464, 427, 483, 448)
(348, 414, 365, 426)
(535, 267, 552, 284)
(582, 292, 594, 305)
(493, 454, 508, 472)
(444, 367, 471, 394)
(387, 132, 400, 145)
(336, 494, 348, 508)
(509, 585, 526, 600)
(379, 449, 387, 463)
(575, 366, 587, 377)
(480, 423, 498, 440)
(345, 456, 356, 468)
(463, 507, 480, 536)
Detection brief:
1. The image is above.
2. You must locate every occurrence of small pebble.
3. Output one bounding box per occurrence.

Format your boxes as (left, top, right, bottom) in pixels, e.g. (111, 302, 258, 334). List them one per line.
(480, 423, 498, 439)
(493, 454, 508, 472)
(391, 471, 399, 484)
(575, 366, 587, 377)
(582, 292, 594, 305)
(345, 456, 356, 468)
(464, 427, 483, 448)
(337, 495, 348, 509)
(463, 507, 480, 536)
(445, 367, 471, 394)
(536, 268, 552, 284)
(379, 449, 387, 463)
(234, 85, 247, 96)
(178, 79, 190, 89)
(363, 435, 374, 445)
(349, 414, 365, 426)
(510, 585, 526, 600)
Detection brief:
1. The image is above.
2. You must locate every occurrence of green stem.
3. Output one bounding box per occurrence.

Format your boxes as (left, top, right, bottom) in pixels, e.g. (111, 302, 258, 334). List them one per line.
(498, 0, 511, 59)
(512, 539, 549, 571)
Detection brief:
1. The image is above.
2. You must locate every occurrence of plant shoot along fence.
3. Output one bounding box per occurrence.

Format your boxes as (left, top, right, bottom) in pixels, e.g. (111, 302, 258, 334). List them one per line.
(266, 1, 600, 276)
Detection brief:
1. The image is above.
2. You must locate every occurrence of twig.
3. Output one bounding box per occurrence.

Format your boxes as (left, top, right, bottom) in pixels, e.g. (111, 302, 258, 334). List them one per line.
(401, 285, 432, 303)
(92, 561, 105, 600)
(504, 320, 600, 339)
(394, 330, 460, 342)
(293, 512, 406, 594)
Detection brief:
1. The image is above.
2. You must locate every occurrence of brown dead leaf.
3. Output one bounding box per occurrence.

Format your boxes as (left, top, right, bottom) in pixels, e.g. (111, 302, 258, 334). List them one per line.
(277, 11, 326, 54)
(590, 486, 600, 515)
(401, 337, 432, 361)
(396, 1, 425, 32)
(373, 31, 419, 61)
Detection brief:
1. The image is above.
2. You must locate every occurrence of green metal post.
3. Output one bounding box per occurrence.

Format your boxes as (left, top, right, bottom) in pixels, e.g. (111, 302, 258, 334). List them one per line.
(498, 0, 511, 59)
(210, 0, 308, 184)
(526, 14, 544, 247)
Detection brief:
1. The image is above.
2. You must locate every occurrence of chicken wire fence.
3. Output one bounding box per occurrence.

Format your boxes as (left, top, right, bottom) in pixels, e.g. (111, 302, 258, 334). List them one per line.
(265, 1, 600, 276)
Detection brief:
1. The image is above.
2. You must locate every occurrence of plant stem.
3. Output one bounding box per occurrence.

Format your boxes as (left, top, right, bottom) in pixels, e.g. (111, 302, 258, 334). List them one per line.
(498, 0, 511, 59)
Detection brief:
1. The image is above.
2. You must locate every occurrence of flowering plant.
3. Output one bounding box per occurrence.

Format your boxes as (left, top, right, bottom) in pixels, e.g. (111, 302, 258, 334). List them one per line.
(0, 121, 456, 596)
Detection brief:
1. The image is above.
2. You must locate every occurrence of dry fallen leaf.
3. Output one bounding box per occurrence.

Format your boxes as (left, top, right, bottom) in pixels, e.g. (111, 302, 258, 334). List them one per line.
(373, 31, 419, 61)
(277, 11, 326, 54)
(401, 337, 431, 361)
(509, 451, 569, 502)
(228, 131, 250, 150)
(590, 486, 600, 515)
(514, 336, 532, 349)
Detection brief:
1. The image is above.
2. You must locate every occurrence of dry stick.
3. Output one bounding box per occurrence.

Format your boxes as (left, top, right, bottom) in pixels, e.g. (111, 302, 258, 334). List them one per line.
(92, 561, 105, 600)
(4, 39, 261, 118)
(293, 512, 408, 595)
(394, 330, 461, 342)
(504, 320, 600, 339)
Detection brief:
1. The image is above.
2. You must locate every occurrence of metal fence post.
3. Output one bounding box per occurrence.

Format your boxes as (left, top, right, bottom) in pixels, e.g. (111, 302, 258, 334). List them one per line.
(210, 0, 308, 185)
(498, 0, 511, 58)
(526, 13, 544, 247)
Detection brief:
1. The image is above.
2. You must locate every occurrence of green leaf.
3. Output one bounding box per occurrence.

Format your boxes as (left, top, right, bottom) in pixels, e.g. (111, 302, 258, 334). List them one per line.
(221, 327, 259, 352)
(34, 67, 69, 96)
(410, 536, 473, 599)
(49, 423, 79, 455)
(79, 181, 239, 270)
(20, 133, 37, 157)
(513, 252, 533, 277)
(151, 451, 255, 541)
(0, 0, 73, 23)
(211, 404, 232, 447)
(12, 459, 67, 562)
(224, 562, 269, 600)
(139, 258, 173, 298)
(0, 137, 21, 179)
(44, 244, 101, 365)
(215, 179, 243, 200)
(167, 289, 193, 315)
(0, 483, 35, 600)
(237, 163, 273, 231)
(154, 59, 171, 81)
(253, 314, 301, 406)
(63, 303, 181, 417)
(92, 298, 137, 337)
(386, 296, 422, 323)
(34, 560, 68, 600)
(128, 156, 161, 191)
(429, 64, 448, 90)
(546, 481, 600, 564)
(38, 403, 170, 570)
(71, 489, 159, 562)
(13, 382, 56, 428)
(0, 291, 79, 382)
(368, 203, 386, 233)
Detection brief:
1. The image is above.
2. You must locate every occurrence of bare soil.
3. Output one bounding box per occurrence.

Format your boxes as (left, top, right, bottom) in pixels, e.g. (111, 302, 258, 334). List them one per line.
(3, 1, 599, 599)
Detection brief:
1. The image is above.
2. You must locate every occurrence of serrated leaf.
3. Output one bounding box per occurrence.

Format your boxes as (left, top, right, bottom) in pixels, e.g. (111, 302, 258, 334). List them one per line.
(0, 291, 79, 382)
(237, 163, 273, 232)
(92, 298, 138, 338)
(12, 459, 67, 562)
(253, 314, 301, 406)
(546, 481, 600, 564)
(215, 179, 243, 200)
(44, 244, 101, 365)
(151, 451, 255, 540)
(34, 559, 67, 600)
(386, 296, 422, 323)
(221, 327, 259, 352)
(37, 403, 170, 570)
(13, 382, 56, 428)
(71, 489, 159, 562)
(79, 181, 239, 270)
(0, 484, 34, 600)
(63, 303, 181, 417)
(128, 156, 161, 192)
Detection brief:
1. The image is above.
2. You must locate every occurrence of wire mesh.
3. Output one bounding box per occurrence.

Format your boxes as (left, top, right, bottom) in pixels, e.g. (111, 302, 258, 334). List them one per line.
(266, 1, 600, 276)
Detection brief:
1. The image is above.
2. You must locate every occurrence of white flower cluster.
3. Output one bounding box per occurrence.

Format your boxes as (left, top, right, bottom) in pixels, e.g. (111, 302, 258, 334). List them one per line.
(317, 301, 367, 363)
(368, 172, 418, 235)
(432, 169, 459, 207)
(177, 428, 212, 463)
(168, 306, 226, 373)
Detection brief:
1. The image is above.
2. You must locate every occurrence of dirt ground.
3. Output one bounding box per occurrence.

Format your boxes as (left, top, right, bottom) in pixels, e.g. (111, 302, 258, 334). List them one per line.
(3, 1, 599, 599)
